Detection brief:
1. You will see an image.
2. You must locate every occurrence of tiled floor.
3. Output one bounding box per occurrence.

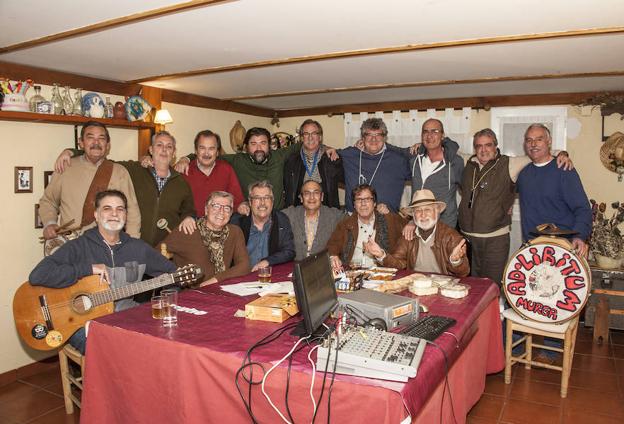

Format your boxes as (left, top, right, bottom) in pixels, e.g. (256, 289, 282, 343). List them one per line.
(468, 326, 624, 424)
(0, 326, 622, 423)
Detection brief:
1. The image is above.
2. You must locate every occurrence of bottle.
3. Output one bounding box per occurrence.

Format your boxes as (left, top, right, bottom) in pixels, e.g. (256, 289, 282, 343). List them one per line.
(29, 86, 46, 112)
(62, 86, 73, 115)
(72, 88, 83, 115)
(104, 96, 114, 118)
(51, 84, 63, 114)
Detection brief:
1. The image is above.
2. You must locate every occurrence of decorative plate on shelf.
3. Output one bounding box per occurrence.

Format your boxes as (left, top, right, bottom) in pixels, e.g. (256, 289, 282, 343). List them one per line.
(82, 93, 105, 118)
(125, 95, 152, 121)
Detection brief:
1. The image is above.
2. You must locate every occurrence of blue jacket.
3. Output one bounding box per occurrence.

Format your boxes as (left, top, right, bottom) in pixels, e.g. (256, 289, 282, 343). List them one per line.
(29, 228, 177, 311)
(233, 211, 296, 266)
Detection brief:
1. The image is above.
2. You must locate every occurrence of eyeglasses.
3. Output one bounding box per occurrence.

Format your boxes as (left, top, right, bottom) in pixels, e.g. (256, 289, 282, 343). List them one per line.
(250, 195, 273, 203)
(301, 131, 321, 139)
(302, 190, 322, 198)
(363, 132, 385, 141)
(209, 203, 233, 213)
(354, 197, 374, 204)
(422, 129, 442, 135)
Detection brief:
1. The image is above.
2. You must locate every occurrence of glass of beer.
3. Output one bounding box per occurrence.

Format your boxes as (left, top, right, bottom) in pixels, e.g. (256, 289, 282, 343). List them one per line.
(258, 266, 272, 283)
(160, 289, 178, 327)
(151, 295, 165, 319)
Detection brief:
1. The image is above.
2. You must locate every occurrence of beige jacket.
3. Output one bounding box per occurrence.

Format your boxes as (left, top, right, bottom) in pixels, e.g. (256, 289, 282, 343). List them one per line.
(39, 156, 141, 238)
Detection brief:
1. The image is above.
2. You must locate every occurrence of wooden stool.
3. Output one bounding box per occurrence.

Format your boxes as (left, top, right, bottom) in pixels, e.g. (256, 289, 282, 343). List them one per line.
(503, 308, 578, 398)
(58, 344, 85, 414)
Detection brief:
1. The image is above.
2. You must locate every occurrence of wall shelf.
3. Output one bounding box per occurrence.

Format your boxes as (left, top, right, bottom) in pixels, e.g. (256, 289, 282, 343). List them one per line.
(0, 110, 155, 129)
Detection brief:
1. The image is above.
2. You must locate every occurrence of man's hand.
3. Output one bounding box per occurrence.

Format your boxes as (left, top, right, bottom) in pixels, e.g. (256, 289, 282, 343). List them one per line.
(237, 202, 251, 216)
(409, 143, 422, 155)
(140, 155, 154, 168)
(251, 260, 270, 272)
(43, 224, 59, 240)
(199, 277, 218, 287)
(376, 203, 390, 215)
(178, 216, 196, 235)
(174, 157, 191, 174)
(54, 149, 73, 173)
(363, 238, 384, 259)
(354, 139, 365, 151)
(330, 255, 343, 273)
(402, 221, 416, 241)
(450, 239, 467, 263)
(92, 264, 111, 284)
(325, 148, 339, 162)
(572, 238, 588, 258)
(555, 151, 574, 171)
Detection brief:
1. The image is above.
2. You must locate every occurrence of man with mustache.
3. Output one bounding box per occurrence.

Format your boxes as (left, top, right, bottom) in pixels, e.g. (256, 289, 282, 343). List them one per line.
(176, 127, 301, 210)
(54, 130, 195, 247)
(283, 119, 344, 208)
(365, 189, 469, 277)
(232, 181, 295, 271)
(40, 121, 140, 240)
(30, 190, 178, 354)
(182, 130, 245, 217)
(160, 191, 250, 286)
(517, 124, 591, 257)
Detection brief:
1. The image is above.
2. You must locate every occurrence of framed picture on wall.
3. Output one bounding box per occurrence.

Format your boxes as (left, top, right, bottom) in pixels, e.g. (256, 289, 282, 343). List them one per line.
(15, 166, 33, 193)
(34, 204, 43, 229)
(44, 171, 53, 188)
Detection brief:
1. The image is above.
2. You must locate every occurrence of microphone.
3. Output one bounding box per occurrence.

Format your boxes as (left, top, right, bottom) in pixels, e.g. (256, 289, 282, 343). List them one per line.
(156, 218, 172, 233)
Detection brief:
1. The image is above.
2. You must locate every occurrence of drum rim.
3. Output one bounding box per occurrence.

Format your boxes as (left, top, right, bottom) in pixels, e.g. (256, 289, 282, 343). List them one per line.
(503, 239, 592, 324)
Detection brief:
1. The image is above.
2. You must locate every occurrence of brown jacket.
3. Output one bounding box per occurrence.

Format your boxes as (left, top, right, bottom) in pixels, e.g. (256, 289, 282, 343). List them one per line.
(326, 212, 406, 265)
(161, 224, 251, 284)
(383, 221, 469, 277)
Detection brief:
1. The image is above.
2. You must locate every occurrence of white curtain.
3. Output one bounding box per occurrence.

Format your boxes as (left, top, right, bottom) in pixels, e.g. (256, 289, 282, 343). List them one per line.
(344, 108, 473, 206)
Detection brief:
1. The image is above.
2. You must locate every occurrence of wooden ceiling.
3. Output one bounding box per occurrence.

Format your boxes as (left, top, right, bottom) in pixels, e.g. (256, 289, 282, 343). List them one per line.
(1, 0, 623, 116)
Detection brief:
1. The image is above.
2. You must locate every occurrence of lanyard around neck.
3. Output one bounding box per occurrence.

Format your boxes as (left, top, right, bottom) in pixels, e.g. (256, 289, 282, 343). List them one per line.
(301, 148, 320, 178)
(358, 149, 385, 185)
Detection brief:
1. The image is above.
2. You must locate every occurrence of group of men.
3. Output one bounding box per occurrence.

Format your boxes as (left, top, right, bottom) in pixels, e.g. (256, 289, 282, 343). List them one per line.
(30, 116, 592, 354)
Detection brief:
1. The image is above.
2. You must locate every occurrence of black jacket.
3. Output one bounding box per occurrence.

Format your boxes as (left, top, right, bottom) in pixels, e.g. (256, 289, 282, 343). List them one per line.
(233, 211, 296, 266)
(283, 150, 344, 208)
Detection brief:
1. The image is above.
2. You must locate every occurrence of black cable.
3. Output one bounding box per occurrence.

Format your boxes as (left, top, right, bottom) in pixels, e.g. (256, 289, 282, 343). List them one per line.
(312, 332, 333, 423)
(425, 340, 458, 424)
(326, 327, 340, 423)
(284, 341, 312, 424)
(235, 322, 299, 423)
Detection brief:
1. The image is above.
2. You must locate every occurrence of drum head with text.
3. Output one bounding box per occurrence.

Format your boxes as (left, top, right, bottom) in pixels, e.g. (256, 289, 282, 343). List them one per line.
(503, 242, 590, 323)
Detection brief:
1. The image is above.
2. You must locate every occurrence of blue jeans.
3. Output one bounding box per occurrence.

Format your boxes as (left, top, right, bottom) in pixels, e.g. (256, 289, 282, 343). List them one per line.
(68, 327, 86, 354)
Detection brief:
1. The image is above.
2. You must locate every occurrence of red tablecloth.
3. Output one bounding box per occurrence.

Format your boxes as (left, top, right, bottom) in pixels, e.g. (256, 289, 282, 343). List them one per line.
(81, 264, 503, 423)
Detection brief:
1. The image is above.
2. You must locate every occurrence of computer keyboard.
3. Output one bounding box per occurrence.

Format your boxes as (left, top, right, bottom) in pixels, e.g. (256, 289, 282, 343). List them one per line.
(398, 315, 456, 341)
(316, 326, 426, 382)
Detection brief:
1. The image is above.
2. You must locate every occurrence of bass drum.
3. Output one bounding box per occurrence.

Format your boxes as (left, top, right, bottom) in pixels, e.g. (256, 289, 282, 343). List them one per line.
(503, 236, 591, 324)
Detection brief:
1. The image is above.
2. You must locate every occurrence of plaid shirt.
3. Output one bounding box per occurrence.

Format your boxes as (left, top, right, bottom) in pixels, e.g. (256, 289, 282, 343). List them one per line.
(150, 168, 171, 192)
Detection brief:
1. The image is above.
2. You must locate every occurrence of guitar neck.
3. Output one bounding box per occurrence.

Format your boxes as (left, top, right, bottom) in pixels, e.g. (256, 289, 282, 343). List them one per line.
(92, 273, 174, 306)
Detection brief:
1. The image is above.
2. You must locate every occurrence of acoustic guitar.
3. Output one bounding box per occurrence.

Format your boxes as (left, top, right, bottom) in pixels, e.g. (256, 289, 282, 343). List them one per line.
(13, 264, 201, 351)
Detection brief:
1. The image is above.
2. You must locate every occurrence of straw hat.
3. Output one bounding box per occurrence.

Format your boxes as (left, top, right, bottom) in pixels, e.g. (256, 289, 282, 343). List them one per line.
(405, 189, 446, 215)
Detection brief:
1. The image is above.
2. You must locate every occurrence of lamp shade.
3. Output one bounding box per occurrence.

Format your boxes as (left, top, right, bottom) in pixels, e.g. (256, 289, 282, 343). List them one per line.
(154, 109, 173, 125)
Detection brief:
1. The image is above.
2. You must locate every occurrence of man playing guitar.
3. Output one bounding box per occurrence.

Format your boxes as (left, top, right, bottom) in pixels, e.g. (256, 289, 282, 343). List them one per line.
(28, 190, 176, 354)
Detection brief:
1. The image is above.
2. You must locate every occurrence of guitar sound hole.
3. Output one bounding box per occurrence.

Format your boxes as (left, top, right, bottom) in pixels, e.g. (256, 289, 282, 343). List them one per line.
(72, 294, 94, 314)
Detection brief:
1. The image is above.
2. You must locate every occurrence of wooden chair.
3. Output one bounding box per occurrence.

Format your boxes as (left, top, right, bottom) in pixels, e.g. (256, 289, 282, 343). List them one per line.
(503, 308, 579, 398)
(58, 344, 85, 414)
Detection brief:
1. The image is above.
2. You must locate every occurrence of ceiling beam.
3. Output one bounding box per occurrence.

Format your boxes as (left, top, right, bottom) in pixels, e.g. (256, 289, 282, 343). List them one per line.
(161, 89, 274, 117)
(0, 60, 275, 117)
(224, 71, 624, 101)
(130, 26, 624, 83)
(274, 91, 623, 118)
(0, 0, 233, 55)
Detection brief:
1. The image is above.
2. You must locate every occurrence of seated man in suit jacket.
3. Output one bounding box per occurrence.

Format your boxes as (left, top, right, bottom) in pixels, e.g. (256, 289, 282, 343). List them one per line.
(161, 191, 250, 286)
(282, 180, 346, 261)
(231, 180, 295, 271)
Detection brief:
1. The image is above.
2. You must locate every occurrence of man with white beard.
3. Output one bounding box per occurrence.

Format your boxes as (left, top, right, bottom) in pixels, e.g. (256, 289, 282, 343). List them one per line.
(365, 189, 469, 277)
(29, 190, 177, 354)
